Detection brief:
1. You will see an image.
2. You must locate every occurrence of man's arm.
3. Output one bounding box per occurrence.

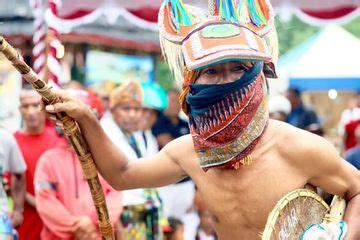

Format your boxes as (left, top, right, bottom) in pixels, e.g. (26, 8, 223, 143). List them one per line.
(5, 129, 26, 226)
(10, 173, 25, 227)
(45, 90, 187, 190)
(301, 135, 360, 240)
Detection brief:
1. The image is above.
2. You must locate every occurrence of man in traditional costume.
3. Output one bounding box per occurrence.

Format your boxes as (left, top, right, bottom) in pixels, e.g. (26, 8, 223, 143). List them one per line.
(45, 0, 360, 239)
(100, 82, 163, 240)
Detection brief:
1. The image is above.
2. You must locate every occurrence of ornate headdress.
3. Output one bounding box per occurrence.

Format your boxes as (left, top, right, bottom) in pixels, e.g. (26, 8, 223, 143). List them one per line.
(159, 0, 277, 170)
(159, 0, 277, 86)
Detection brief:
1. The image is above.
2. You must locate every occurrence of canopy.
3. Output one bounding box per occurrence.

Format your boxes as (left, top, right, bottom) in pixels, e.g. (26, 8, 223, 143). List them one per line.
(277, 26, 360, 91)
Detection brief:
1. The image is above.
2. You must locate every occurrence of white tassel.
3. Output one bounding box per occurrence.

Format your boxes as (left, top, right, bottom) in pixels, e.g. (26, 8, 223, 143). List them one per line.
(159, 33, 185, 88)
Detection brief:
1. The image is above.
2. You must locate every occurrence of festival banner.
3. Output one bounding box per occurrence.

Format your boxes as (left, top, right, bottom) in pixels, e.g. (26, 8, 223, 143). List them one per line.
(85, 50, 154, 86)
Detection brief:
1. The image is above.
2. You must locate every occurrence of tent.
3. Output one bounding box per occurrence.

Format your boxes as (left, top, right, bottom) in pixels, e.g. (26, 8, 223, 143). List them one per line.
(277, 26, 360, 92)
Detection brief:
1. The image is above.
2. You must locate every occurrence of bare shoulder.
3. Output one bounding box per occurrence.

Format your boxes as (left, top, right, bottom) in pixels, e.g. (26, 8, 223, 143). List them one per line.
(161, 134, 196, 165)
(268, 120, 338, 164)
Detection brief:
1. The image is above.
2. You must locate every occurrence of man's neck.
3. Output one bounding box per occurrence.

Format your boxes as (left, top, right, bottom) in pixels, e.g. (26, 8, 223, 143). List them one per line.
(23, 125, 45, 135)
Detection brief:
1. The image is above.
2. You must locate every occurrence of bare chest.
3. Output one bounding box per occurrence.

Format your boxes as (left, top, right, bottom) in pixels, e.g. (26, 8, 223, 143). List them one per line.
(190, 155, 307, 239)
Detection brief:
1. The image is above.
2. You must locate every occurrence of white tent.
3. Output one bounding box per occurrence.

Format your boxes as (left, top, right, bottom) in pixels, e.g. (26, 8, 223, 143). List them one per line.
(276, 25, 360, 92)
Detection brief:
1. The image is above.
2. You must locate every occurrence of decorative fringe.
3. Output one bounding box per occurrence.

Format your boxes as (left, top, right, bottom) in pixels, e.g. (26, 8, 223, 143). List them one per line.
(159, 33, 184, 87)
(208, 0, 217, 16)
(246, 0, 267, 27)
(165, 0, 194, 32)
(237, 0, 274, 37)
(264, 22, 279, 63)
(217, 0, 238, 22)
(234, 155, 253, 169)
(179, 68, 201, 115)
(240, 154, 253, 165)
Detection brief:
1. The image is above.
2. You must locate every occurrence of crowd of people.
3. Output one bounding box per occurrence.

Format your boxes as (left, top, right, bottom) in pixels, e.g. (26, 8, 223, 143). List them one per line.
(0, 78, 359, 239)
(0, 80, 214, 239)
(1, 0, 360, 238)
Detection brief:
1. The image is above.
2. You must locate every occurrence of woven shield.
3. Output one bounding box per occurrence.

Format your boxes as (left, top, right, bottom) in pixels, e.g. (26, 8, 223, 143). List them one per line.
(261, 189, 330, 240)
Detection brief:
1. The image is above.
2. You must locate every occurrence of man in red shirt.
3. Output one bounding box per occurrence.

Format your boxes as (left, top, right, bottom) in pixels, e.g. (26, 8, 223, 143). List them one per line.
(14, 88, 65, 240)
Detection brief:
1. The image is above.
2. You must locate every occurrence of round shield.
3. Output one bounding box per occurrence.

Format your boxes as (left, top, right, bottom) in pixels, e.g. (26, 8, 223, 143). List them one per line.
(262, 189, 330, 240)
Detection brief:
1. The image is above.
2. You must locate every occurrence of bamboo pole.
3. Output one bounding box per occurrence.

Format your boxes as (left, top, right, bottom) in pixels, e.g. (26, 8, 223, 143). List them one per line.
(0, 36, 114, 240)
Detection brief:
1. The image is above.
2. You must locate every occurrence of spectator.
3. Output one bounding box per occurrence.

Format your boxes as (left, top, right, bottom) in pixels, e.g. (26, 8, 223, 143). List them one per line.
(0, 127, 26, 238)
(100, 82, 162, 239)
(34, 89, 122, 240)
(268, 95, 291, 121)
(345, 126, 360, 170)
(14, 88, 65, 240)
(153, 89, 190, 149)
(87, 83, 113, 120)
(138, 81, 167, 157)
(339, 94, 360, 151)
(285, 88, 319, 129)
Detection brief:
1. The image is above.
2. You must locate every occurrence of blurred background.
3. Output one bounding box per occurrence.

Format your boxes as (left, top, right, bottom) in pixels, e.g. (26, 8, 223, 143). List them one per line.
(0, 1, 359, 239)
(0, 0, 359, 138)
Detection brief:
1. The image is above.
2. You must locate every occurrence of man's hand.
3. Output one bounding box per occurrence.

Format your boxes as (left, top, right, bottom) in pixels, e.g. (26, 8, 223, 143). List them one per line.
(9, 210, 23, 227)
(44, 89, 93, 123)
(72, 216, 98, 240)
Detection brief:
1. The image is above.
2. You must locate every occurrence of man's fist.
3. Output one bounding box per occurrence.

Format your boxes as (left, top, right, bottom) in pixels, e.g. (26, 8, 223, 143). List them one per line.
(72, 216, 98, 240)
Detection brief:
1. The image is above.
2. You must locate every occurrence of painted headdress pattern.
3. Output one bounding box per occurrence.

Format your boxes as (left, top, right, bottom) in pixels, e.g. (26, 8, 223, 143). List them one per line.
(159, 0, 275, 85)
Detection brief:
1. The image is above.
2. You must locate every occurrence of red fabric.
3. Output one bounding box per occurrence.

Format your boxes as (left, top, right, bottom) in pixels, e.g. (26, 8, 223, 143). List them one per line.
(344, 119, 360, 150)
(14, 126, 66, 240)
(62, 9, 94, 19)
(301, 6, 358, 20)
(34, 143, 122, 239)
(128, 7, 159, 22)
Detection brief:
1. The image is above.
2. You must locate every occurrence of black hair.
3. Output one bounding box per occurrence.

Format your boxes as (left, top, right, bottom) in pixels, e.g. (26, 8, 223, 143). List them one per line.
(287, 87, 301, 97)
(168, 217, 183, 231)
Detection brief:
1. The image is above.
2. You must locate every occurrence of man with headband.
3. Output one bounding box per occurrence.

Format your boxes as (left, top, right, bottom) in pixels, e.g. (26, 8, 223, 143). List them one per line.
(45, 0, 360, 239)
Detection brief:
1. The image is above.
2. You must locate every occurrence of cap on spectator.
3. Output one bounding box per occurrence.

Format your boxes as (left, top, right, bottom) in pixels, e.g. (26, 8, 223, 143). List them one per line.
(141, 81, 167, 111)
(268, 95, 291, 115)
(110, 82, 143, 109)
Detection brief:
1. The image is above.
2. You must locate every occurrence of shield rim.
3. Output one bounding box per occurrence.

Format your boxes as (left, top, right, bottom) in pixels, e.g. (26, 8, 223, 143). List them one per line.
(261, 189, 330, 240)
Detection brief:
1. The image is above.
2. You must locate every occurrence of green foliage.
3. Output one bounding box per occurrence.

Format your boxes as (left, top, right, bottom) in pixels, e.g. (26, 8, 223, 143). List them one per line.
(276, 15, 319, 56)
(276, 15, 360, 56)
(155, 60, 176, 91)
(343, 16, 360, 38)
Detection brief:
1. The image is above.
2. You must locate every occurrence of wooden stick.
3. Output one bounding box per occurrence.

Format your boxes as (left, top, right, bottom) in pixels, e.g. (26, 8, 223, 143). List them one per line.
(0, 36, 114, 240)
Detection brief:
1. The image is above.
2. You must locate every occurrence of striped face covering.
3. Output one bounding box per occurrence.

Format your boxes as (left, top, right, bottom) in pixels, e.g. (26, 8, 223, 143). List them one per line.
(185, 61, 269, 170)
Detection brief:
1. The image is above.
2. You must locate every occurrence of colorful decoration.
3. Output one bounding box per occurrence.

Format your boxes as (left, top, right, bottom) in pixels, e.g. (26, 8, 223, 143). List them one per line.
(158, 0, 274, 86)
(30, 0, 47, 80)
(186, 62, 268, 170)
(47, 0, 63, 85)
